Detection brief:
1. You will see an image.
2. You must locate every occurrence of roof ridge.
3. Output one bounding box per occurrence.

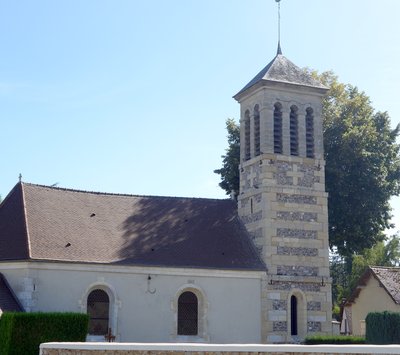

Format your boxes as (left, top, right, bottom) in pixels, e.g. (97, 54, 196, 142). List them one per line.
(21, 182, 230, 202)
(20, 183, 32, 260)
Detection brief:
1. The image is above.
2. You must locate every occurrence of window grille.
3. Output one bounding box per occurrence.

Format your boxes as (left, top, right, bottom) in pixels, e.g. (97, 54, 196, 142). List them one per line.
(87, 289, 109, 335)
(306, 107, 314, 158)
(244, 110, 251, 160)
(254, 105, 260, 156)
(290, 106, 298, 156)
(177, 291, 198, 336)
(273, 103, 282, 154)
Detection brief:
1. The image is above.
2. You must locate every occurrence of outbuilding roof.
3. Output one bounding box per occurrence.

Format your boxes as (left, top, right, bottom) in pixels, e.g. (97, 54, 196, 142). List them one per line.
(0, 183, 265, 271)
(347, 266, 400, 305)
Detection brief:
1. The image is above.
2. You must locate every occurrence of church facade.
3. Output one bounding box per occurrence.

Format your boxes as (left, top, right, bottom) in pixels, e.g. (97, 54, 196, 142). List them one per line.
(0, 48, 331, 343)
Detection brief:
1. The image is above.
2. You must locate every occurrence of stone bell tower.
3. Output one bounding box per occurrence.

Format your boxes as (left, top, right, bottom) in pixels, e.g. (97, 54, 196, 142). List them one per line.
(234, 47, 332, 343)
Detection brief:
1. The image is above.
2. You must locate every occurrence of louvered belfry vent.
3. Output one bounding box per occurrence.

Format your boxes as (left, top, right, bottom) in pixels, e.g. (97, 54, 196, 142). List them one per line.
(244, 110, 251, 160)
(254, 105, 260, 156)
(306, 107, 314, 158)
(273, 102, 283, 154)
(290, 105, 299, 156)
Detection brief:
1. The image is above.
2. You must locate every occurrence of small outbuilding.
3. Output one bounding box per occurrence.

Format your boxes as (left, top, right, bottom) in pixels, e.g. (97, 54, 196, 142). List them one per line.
(343, 266, 400, 336)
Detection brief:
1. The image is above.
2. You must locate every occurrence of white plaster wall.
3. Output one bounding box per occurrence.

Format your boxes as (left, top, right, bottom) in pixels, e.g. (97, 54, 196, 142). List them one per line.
(0, 262, 262, 343)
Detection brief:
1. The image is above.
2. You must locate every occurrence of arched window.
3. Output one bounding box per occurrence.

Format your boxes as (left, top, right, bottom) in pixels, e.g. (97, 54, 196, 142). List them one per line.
(254, 105, 260, 156)
(87, 289, 110, 336)
(244, 110, 251, 160)
(306, 107, 314, 158)
(273, 103, 282, 154)
(178, 291, 198, 335)
(291, 295, 298, 336)
(290, 105, 298, 156)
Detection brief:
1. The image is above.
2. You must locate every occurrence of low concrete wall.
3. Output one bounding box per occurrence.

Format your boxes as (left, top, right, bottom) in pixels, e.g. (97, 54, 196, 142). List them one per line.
(40, 342, 400, 355)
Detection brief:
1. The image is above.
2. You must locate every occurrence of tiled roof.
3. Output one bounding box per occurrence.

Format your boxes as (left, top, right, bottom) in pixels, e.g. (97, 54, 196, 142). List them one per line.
(0, 273, 24, 312)
(0, 183, 265, 271)
(370, 266, 400, 304)
(234, 54, 328, 99)
(347, 266, 400, 304)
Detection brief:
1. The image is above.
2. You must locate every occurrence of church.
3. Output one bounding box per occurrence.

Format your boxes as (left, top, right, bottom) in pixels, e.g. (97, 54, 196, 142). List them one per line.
(0, 44, 332, 343)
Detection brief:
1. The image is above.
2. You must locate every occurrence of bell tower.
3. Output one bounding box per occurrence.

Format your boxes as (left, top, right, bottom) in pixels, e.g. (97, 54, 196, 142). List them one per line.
(234, 49, 332, 342)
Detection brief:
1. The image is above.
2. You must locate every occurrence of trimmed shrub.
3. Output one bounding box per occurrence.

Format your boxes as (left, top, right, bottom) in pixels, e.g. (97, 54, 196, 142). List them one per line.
(0, 312, 89, 355)
(366, 311, 400, 344)
(304, 335, 365, 344)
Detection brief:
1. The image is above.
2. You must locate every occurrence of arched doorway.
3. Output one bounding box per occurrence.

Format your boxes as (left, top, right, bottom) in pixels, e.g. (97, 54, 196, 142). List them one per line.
(288, 290, 306, 340)
(291, 295, 298, 336)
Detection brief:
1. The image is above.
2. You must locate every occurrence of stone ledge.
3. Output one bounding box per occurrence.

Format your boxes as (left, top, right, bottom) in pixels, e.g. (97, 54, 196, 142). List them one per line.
(40, 342, 400, 354)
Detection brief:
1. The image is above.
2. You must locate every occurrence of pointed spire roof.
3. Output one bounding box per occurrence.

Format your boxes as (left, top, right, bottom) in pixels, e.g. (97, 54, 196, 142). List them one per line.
(234, 53, 328, 100)
(277, 41, 282, 55)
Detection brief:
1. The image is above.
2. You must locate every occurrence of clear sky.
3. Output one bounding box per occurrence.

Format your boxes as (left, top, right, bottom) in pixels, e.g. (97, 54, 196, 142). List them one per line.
(1, 0, 400, 233)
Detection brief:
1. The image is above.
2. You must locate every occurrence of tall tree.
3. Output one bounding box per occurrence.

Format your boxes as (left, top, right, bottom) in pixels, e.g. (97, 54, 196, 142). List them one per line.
(215, 71, 400, 258)
(330, 234, 400, 305)
(318, 71, 400, 257)
(214, 118, 240, 199)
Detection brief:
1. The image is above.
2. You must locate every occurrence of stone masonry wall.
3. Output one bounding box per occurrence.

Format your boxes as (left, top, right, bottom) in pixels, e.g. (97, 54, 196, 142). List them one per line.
(238, 153, 331, 343)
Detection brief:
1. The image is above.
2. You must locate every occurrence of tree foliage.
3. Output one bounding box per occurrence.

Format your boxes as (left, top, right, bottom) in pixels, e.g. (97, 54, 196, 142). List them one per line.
(330, 234, 400, 304)
(317, 71, 400, 257)
(214, 118, 240, 199)
(349, 234, 400, 291)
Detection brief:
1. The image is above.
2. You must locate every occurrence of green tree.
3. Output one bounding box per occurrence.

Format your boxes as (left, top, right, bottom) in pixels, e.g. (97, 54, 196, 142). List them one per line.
(331, 234, 400, 305)
(318, 71, 400, 258)
(349, 234, 400, 291)
(215, 72, 400, 258)
(214, 118, 240, 199)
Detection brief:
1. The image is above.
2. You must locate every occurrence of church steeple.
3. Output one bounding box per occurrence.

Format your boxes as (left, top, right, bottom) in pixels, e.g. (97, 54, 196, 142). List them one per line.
(233, 8, 332, 339)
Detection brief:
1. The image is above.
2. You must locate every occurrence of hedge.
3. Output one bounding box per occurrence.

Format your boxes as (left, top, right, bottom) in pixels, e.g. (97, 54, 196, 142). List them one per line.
(0, 312, 89, 355)
(366, 311, 400, 344)
(304, 335, 365, 344)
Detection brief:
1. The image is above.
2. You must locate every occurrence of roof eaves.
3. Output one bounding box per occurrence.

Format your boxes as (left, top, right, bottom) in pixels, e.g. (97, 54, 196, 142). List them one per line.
(25, 258, 266, 272)
(233, 55, 328, 101)
(346, 266, 400, 306)
(345, 267, 372, 305)
(370, 267, 400, 305)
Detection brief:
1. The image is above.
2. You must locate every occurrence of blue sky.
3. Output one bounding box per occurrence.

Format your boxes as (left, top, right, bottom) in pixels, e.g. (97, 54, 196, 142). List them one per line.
(2, 0, 400, 233)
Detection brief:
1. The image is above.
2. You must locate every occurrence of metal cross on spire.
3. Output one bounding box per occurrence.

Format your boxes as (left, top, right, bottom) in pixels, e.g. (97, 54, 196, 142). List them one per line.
(275, 0, 282, 55)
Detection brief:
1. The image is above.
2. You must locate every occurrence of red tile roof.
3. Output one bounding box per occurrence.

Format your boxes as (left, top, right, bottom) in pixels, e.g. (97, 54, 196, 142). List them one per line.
(0, 183, 265, 271)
